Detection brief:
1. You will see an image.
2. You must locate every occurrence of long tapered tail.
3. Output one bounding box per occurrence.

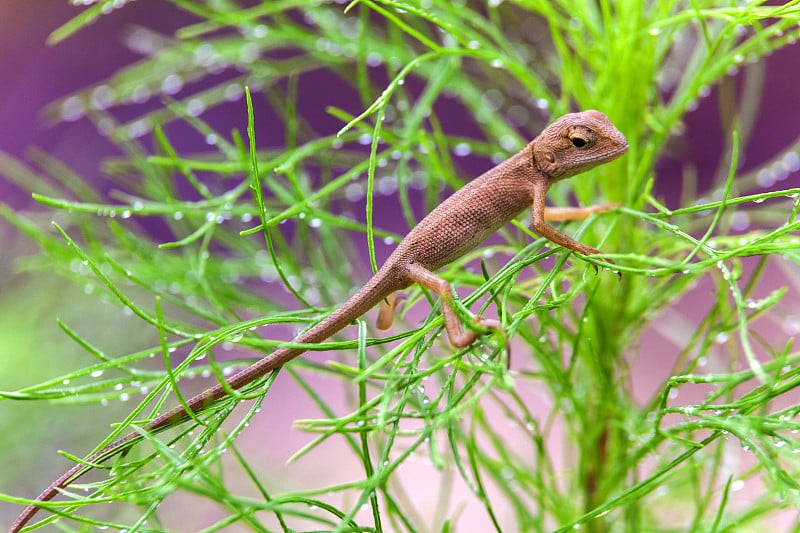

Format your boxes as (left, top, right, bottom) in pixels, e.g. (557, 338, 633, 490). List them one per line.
(10, 271, 401, 532)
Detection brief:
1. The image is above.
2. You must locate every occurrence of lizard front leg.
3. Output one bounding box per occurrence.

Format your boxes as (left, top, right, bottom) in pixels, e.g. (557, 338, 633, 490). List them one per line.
(531, 182, 613, 261)
(543, 203, 619, 222)
(405, 262, 500, 348)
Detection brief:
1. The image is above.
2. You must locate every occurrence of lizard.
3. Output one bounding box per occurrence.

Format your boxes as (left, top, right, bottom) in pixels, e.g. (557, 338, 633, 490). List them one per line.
(10, 109, 628, 532)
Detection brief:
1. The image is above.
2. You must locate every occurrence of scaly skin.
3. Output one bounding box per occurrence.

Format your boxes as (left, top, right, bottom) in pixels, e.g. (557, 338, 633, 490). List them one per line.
(10, 110, 627, 532)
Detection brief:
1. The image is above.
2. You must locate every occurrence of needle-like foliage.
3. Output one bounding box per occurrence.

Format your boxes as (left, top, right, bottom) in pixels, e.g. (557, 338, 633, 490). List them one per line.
(2, 1, 800, 532)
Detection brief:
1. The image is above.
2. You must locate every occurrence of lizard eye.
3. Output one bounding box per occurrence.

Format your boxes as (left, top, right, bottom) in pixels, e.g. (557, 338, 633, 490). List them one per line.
(567, 126, 597, 149)
(570, 136, 588, 148)
(569, 132, 590, 148)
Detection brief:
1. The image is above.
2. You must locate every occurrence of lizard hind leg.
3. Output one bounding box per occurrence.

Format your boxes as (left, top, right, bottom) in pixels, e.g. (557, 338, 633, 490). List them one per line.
(405, 262, 501, 349)
(376, 292, 407, 330)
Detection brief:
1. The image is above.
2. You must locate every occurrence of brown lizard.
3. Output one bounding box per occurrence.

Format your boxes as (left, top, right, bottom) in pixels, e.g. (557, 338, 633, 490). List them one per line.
(10, 109, 627, 532)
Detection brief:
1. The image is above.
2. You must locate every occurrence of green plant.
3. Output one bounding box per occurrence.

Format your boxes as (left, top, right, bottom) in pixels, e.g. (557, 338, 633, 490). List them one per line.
(2, 1, 800, 532)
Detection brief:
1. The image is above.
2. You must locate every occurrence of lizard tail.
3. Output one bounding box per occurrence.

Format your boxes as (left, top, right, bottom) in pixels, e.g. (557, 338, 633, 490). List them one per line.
(10, 270, 402, 532)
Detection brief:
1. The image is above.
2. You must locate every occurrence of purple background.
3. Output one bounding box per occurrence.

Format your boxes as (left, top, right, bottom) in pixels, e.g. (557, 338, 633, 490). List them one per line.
(3, 3, 799, 203)
(1, 2, 799, 530)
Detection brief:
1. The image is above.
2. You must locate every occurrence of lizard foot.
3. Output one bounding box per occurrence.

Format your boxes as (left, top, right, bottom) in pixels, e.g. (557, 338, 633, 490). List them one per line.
(376, 292, 408, 330)
(448, 315, 504, 349)
(591, 258, 621, 280)
(590, 202, 621, 214)
(475, 316, 510, 368)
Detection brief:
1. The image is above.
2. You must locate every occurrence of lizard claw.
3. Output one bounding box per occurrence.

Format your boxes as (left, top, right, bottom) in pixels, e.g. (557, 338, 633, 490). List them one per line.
(472, 315, 502, 335)
(588, 259, 622, 280)
(592, 202, 622, 213)
(472, 315, 510, 367)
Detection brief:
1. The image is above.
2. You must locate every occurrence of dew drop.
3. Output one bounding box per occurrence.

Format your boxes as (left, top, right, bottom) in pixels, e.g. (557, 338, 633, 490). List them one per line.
(239, 42, 260, 63)
(668, 388, 679, 400)
(366, 51, 383, 67)
(125, 27, 156, 54)
(61, 96, 85, 122)
(252, 24, 268, 39)
(130, 84, 151, 104)
(499, 134, 517, 152)
(224, 83, 244, 102)
(193, 43, 216, 67)
(186, 98, 206, 116)
(782, 315, 800, 335)
(377, 175, 397, 195)
(90, 85, 114, 110)
(96, 117, 115, 137)
(729, 211, 749, 231)
(161, 74, 184, 95)
(784, 151, 800, 173)
(454, 142, 471, 157)
(127, 119, 149, 139)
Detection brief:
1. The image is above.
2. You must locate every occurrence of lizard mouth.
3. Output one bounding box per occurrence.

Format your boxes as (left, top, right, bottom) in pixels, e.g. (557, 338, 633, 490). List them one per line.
(609, 130, 629, 158)
(602, 135, 629, 164)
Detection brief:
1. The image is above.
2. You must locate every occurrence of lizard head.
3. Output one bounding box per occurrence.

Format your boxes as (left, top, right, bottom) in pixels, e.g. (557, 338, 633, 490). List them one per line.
(531, 110, 628, 181)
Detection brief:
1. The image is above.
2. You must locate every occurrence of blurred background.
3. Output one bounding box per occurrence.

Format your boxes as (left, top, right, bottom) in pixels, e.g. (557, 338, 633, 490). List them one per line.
(1, 1, 800, 531)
